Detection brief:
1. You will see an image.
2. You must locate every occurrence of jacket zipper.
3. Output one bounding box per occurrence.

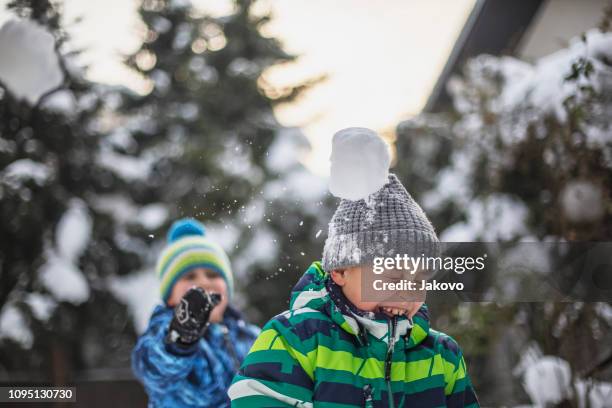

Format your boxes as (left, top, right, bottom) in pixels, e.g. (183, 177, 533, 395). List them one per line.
(363, 384, 374, 408)
(385, 316, 398, 408)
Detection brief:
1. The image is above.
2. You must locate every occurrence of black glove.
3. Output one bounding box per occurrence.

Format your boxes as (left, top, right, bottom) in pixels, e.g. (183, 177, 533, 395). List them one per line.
(165, 287, 221, 347)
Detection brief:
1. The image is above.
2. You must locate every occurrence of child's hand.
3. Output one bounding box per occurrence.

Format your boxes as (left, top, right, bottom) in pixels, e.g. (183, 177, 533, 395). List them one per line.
(165, 287, 222, 347)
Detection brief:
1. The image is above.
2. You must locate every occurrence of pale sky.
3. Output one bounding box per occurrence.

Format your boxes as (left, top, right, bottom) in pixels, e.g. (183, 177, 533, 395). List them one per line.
(1, 0, 475, 175)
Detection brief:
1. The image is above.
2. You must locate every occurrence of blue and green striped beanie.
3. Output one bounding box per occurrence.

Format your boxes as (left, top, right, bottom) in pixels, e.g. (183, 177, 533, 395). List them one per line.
(156, 218, 233, 304)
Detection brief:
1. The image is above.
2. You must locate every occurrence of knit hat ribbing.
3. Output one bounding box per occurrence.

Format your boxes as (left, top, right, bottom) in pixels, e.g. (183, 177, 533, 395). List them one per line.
(156, 218, 233, 303)
(322, 173, 440, 272)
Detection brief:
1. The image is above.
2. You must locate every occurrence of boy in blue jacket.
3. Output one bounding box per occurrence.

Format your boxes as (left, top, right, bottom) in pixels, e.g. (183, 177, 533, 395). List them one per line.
(132, 218, 259, 408)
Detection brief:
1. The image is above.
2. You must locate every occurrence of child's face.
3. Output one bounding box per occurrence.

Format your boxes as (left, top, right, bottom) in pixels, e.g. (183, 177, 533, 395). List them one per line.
(330, 266, 423, 318)
(168, 267, 228, 323)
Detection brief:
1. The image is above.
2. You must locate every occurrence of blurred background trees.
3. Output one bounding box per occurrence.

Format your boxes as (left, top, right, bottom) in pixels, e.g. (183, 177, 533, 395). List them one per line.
(394, 8, 612, 405)
(0, 0, 332, 385)
(0, 0, 142, 382)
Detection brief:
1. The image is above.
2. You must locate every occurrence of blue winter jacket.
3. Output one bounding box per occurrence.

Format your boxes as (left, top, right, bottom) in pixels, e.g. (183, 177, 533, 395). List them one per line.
(132, 304, 259, 408)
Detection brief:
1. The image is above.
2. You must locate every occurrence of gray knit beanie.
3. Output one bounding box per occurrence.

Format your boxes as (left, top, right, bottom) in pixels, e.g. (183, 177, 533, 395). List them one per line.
(322, 173, 440, 272)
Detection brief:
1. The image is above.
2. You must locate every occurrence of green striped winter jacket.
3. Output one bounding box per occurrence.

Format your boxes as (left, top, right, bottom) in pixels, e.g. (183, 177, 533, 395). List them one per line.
(229, 261, 479, 407)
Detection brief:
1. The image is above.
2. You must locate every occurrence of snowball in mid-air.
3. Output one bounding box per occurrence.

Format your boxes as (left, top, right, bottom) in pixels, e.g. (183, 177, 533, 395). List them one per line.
(329, 127, 390, 200)
(0, 19, 64, 105)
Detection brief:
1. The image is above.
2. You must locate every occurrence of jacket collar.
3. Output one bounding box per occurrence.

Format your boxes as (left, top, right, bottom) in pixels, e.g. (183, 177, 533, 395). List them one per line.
(289, 261, 430, 348)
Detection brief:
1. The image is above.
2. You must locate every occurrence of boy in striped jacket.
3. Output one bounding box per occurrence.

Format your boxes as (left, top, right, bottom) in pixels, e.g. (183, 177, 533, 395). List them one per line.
(229, 174, 479, 407)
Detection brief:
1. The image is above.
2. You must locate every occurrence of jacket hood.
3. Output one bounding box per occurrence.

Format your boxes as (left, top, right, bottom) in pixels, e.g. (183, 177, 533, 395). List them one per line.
(289, 261, 430, 348)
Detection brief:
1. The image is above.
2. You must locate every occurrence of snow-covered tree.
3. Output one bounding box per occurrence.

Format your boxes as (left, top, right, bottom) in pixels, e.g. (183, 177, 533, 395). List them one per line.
(394, 24, 612, 406)
(0, 0, 332, 380)
(0, 0, 145, 380)
(102, 0, 332, 325)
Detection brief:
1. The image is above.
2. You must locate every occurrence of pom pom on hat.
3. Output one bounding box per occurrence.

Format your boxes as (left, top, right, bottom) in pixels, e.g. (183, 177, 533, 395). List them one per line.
(157, 218, 233, 303)
(167, 218, 206, 243)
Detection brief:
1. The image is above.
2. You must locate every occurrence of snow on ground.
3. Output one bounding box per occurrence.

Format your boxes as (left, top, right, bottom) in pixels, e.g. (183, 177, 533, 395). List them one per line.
(329, 127, 390, 200)
(108, 269, 160, 334)
(0, 19, 64, 104)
